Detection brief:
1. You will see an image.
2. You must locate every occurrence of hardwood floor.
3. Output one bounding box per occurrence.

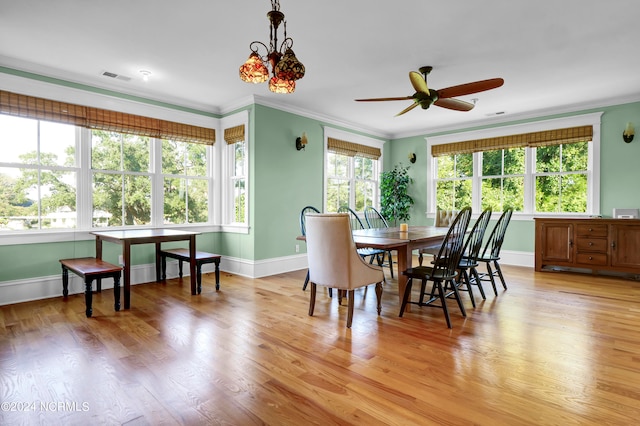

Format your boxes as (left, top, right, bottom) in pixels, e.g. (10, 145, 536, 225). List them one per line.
(1, 261, 640, 425)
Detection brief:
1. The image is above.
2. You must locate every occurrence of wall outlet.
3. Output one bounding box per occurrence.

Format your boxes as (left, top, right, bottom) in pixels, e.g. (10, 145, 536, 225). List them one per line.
(295, 244, 300, 253)
(118, 255, 124, 265)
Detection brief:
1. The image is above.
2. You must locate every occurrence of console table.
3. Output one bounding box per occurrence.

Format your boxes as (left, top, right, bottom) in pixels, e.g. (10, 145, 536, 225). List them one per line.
(534, 218, 640, 276)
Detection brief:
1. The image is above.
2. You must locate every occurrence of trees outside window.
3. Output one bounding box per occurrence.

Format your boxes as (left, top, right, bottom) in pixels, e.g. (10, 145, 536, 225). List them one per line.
(428, 114, 600, 217)
(91, 131, 152, 227)
(162, 140, 209, 224)
(0, 114, 214, 232)
(0, 116, 77, 230)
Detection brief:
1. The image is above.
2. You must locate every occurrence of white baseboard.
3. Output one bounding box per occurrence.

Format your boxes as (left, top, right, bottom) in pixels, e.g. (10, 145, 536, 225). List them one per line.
(0, 251, 532, 306)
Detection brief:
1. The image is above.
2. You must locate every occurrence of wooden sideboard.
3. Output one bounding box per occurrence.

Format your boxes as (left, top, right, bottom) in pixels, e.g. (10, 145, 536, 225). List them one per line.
(534, 218, 640, 276)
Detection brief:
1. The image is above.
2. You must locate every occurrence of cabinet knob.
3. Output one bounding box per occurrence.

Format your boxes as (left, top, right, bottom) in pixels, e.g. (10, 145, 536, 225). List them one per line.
(589, 242, 593, 246)
(589, 256, 593, 260)
(589, 228, 593, 232)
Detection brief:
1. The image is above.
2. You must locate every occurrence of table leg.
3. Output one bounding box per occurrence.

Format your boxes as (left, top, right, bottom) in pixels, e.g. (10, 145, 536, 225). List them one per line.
(155, 242, 161, 282)
(189, 236, 197, 295)
(123, 242, 131, 309)
(397, 245, 413, 312)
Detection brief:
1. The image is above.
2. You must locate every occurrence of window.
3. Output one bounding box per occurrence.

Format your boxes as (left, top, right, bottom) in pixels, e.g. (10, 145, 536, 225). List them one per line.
(91, 130, 152, 227)
(428, 113, 601, 218)
(0, 115, 78, 231)
(221, 111, 249, 229)
(0, 90, 216, 234)
(162, 139, 209, 224)
(323, 127, 384, 213)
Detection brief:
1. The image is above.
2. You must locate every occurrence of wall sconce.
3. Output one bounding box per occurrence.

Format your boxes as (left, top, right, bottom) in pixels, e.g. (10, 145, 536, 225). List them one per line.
(296, 132, 308, 150)
(408, 152, 416, 163)
(623, 122, 634, 143)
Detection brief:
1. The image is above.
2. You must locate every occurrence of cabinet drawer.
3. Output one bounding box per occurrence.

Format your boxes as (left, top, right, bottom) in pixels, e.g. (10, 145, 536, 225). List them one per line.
(576, 238, 608, 253)
(576, 253, 608, 266)
(576, 224, 608, 238)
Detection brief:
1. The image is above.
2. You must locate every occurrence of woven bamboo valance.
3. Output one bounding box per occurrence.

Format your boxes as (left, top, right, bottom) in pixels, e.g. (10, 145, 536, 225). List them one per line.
(327, 137, 381, 159)
(0, 90, 215, 145)
(431, 125, 593, 157)
(224, 124, 246, 144)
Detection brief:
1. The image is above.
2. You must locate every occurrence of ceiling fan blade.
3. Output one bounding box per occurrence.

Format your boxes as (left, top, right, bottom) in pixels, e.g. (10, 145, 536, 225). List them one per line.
(434, 98, 475, 111)
(437, 78, 504, 99)
(355, 96, 414, 102)
(409, 71, 429, 95)
(395, 102, 419, 116)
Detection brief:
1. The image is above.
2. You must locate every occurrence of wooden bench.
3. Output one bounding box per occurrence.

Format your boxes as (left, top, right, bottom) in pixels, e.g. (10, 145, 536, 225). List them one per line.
(60, 257, 122, 318)
(160, 248, 221, 293)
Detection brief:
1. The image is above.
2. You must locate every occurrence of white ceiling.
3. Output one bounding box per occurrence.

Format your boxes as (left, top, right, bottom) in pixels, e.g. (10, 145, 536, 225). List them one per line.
(1, 0, 639, 139)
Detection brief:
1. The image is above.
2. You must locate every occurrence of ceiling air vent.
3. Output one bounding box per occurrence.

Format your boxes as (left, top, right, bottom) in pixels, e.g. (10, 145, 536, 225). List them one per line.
(100, 70, 132, 82)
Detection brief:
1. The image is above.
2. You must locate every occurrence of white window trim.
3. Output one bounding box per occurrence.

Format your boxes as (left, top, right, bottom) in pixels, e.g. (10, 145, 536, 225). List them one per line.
(322, 126, 386, 213)
(426, 112, 602, 220)
(219, 110, 249, 234)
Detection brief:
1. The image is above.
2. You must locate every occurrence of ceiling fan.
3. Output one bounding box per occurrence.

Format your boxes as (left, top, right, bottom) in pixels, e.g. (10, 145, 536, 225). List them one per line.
(355, 66, 504, 116)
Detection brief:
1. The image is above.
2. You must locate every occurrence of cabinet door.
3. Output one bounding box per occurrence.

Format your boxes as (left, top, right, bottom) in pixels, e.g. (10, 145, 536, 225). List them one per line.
(611, 224, 640, 269)
(538, 222, 574, 264)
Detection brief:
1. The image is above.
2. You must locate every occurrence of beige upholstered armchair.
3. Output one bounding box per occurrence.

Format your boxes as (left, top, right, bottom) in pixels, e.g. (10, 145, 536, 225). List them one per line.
(304, 213, 385, 328)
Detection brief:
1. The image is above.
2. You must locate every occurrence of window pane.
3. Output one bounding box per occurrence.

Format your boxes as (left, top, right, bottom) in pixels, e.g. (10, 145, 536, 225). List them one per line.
(437, 155, 455, 179)
(326, 178, 350, 213)
(328, 152, 349, 177)
(436, 180, 454, 210)
(164, 177, 186, 224)
(355, 180, 374, 212)
(93, 173, 121, 227)
(536, 175, 560, 212)
(482, 177, 524, 211)
(561, 174, 587, 212)
(124, 175, 151, 225)
(122, 134, 150, 172)
(234, 142, 246, 177)
(457, 153, 473, 177)
(453, 179, 472, 209)
(92, 131, 122, 170)
(233, 179, 246, 223)
(187, 179, 209, 223)
(503, 148, 525, 175)
(536, 145, 561, 173)
(0, 115, 37, 163)
(562, 142, 588, 172)
(40, 121, 76, 167)
(162, 140, 185, 175)
(41, 169, 77, 228)
(482, 150, 502, 176)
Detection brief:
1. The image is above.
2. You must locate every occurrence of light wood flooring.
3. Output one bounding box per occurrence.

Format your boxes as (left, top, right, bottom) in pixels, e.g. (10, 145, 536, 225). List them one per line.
(1, 260, 640, 425)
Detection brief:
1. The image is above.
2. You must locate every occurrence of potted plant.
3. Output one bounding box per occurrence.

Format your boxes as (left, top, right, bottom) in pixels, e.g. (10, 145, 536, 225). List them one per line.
(380, 164, 414, 225)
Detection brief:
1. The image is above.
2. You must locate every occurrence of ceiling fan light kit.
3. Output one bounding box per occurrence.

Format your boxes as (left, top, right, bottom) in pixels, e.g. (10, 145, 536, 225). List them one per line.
(355, 66, 504, 116)
(239, 0, 305, 94)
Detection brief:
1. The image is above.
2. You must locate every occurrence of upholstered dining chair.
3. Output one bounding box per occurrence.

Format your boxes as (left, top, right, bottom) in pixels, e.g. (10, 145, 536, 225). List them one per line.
(337, 206, 387, 268)
(474, 208, 514, 296)
(399, 207, 472, 328)
(418, 208, 459, 266)
(305, 213, 385, 328)
(363, 206, 394, 278)
(455, 208, 492, 307)
(299, 205, 320, 291)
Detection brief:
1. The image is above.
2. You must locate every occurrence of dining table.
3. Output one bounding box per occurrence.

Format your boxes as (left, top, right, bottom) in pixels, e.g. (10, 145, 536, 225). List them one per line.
(351, 226, 450, 308)
(91, 229, 201, 309)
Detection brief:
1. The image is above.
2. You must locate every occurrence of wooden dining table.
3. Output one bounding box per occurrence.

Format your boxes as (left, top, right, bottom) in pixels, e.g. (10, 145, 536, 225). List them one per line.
(351, 226, 450, 307)
(91, 229, 201, 310)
